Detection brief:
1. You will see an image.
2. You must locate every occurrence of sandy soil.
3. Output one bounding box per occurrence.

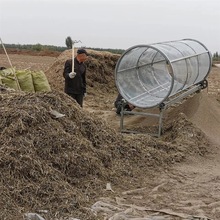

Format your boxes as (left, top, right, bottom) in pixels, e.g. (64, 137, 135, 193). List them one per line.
(0, 51, 220, 220)
(87, 81, 220, 219)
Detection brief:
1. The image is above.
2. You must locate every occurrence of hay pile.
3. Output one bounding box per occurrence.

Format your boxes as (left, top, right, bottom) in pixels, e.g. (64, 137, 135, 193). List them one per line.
(45, 49, 120, 111)
(0, 87, 210, 219)
(45, 49, 120, 94)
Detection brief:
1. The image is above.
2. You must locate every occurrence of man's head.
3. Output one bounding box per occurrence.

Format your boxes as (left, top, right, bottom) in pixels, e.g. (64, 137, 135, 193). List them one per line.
(76, 48, 88, 63)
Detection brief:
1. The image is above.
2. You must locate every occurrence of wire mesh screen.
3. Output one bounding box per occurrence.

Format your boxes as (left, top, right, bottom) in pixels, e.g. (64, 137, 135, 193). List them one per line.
(115, 39, 212, 108)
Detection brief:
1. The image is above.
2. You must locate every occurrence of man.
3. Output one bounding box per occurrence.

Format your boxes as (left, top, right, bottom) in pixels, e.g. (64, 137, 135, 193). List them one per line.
(114, 93, 135, 115)
(63, 48, 88, 107)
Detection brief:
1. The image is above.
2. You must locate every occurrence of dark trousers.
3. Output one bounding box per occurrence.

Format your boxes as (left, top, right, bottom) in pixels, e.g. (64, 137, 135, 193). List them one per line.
(67, 93, 84, 107)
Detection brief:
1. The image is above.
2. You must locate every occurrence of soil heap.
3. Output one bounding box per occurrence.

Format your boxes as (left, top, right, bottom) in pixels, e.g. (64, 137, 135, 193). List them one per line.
(0, 84, 210, 219)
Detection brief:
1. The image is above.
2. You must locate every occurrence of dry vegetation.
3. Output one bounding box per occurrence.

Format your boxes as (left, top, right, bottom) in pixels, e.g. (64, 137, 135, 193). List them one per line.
(0, 49, 220, 219)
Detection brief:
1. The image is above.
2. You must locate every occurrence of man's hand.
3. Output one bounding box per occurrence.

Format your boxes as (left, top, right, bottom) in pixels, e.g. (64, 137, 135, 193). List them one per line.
(128, 103, 135, 110)
(69, 72, 76, 78)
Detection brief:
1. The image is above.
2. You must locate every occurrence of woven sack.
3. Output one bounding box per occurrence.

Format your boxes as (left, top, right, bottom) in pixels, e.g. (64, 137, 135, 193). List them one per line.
(0, 68, 19, 90)
(31, 71, 51, 92)
(16, 70, 35, 92)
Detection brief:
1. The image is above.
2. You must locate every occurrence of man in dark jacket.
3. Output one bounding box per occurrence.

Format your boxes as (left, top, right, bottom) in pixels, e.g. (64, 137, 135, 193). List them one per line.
(63, 48, 88, 107)
(114, 93, 135, 115)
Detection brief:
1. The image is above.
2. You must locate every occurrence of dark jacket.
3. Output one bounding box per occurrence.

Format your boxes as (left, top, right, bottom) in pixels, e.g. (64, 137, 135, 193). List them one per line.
(114, 94, 124, 108)
(63, 58, 86, 94)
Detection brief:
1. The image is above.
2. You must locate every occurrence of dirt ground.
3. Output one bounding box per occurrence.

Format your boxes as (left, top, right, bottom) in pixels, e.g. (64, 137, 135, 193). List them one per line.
(0, 50, 220, 220)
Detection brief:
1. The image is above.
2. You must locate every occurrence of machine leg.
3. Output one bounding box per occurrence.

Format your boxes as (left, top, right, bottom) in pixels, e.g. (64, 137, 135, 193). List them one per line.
(120, 105, 124, 131)
(158, 108, 164, 137)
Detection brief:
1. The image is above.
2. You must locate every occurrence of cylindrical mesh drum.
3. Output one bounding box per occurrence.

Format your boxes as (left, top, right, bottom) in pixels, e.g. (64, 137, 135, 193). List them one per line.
(115, 39, 212, 108)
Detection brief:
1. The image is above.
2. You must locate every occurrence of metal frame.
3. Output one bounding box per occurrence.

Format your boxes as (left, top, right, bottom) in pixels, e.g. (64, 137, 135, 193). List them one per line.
(120, 80, 207, 137)
(115, 39, 212, 109)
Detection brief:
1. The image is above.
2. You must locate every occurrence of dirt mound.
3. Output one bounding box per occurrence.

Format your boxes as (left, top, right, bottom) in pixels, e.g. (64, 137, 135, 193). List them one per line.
(0, 87, 210, 219)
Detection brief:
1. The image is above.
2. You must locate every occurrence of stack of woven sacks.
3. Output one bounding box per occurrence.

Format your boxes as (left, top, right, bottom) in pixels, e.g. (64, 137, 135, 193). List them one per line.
(0, 68, 51, 92)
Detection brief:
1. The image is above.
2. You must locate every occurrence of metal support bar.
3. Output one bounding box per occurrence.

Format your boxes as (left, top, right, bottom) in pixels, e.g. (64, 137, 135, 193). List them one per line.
(158, 108, 164, 137)
(162, 83, 203, 109)
(120, 106, 162, 137)
(119, 81, 206, 137)
(170, 51, 210, 63)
